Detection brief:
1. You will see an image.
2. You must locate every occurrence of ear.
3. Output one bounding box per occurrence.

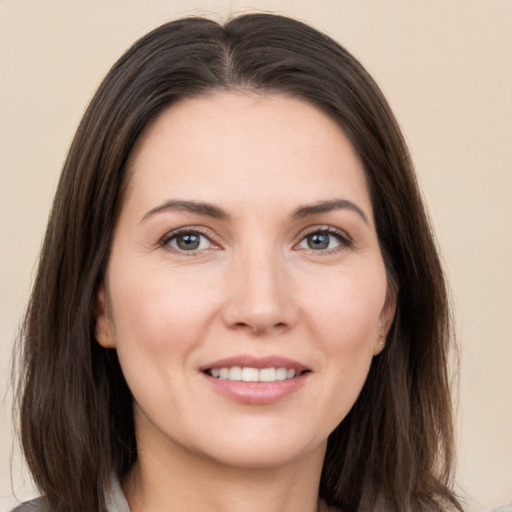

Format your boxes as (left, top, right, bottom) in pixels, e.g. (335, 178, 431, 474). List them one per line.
(95, 282, 116, 348)
(373, 290, 397, 356)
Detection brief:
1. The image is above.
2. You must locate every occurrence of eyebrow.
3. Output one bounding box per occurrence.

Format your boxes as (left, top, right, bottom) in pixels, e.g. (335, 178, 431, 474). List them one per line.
(141, 200, 230, 222)
(141, 198, 369, 224)
(292, 199, 369, 225)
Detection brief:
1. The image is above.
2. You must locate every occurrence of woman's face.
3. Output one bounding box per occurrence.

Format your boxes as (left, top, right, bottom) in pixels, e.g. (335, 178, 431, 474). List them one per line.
(97, 92, 394, 470)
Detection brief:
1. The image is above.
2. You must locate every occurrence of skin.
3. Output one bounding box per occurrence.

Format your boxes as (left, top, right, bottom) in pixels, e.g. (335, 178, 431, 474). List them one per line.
(96, 92, 395, 512)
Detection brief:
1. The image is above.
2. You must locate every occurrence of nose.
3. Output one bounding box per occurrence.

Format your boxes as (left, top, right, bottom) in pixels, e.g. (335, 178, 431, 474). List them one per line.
(221, 248, 298, 335)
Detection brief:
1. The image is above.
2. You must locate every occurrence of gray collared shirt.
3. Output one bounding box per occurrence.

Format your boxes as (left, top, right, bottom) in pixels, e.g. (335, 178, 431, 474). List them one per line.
(10, 478, 130, 512)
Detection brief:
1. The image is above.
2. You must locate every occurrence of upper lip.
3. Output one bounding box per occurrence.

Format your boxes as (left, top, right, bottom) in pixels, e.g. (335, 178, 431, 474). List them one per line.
(199, 355, 310, 373)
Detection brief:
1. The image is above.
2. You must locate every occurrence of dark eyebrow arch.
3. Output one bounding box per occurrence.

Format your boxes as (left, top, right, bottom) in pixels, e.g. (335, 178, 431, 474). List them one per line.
(292, 199, 369, 225)
(141, 200, 230, 222)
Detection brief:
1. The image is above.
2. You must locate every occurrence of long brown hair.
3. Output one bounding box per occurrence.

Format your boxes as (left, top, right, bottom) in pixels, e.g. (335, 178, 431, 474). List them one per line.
(16, 13, 462, 512)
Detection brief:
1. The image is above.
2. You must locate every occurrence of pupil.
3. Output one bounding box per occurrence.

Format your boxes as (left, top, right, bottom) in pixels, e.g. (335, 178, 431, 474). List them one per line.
(177, 233, 200, 250)
(308, 232, 329, 250)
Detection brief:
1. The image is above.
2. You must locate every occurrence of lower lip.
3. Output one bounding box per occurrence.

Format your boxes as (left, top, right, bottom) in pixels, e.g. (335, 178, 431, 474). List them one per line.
(202, 373, 310, 405)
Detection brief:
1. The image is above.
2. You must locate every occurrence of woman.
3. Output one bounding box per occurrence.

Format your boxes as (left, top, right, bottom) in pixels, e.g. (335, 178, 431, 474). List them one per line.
(14, 13, 463, 512)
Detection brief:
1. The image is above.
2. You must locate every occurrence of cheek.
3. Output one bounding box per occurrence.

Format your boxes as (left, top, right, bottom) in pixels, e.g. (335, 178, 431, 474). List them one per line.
(106, 266, 223, 418)
(305, 264, 387, 345)
(106, 265, 223, 398)
(110, 264, 219, 343)
(301, 264, 387, 408)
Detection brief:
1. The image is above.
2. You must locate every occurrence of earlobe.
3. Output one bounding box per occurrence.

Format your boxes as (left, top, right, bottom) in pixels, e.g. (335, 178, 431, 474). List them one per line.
(95, 283, 116, 348)
(374, 290, 397, 356)
(373, 334, 386, 355)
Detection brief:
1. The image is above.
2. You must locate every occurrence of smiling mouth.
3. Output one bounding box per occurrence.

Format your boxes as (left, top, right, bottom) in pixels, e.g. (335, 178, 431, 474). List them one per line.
(204, 367, 309, 383)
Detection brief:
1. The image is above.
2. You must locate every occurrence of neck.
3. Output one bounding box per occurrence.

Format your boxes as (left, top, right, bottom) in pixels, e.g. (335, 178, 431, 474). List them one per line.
(124, 425, 327, 512)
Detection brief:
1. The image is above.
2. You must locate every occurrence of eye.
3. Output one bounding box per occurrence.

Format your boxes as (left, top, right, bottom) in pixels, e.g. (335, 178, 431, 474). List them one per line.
(297, 228, 351, 252)
(161, 229, 215, 253)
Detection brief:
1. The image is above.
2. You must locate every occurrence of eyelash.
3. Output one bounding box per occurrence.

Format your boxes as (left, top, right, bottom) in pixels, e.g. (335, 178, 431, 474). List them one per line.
(158, 226, 352, 255)
(159, 227, 219, 255)
(295, 227, 353, 254)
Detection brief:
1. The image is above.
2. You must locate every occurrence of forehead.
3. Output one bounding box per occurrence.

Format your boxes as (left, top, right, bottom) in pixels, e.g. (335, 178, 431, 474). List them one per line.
(122, 92, 372, 220)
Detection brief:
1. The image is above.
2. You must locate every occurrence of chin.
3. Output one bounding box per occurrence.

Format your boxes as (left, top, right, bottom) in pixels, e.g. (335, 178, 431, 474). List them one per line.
(186, 424, 328, 470)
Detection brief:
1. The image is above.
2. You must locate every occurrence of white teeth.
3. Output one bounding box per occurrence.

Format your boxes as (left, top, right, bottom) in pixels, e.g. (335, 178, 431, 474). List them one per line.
(259, 368, 276, 382)
(208, 366, 300, 382)
(229, 366, 242, 381)
(242, 367, 259, 382)
(275, 368, 287, 381)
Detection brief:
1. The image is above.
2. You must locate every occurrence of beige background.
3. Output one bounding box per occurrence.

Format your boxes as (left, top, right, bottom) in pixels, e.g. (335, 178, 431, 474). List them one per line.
(1, 1, 511, 511)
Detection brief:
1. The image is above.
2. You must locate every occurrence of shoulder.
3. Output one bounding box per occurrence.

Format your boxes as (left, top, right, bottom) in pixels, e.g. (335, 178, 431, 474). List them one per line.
(8, 477, 128, 512)
(9, 497, 49, 512)
(489, 504, 512, 512)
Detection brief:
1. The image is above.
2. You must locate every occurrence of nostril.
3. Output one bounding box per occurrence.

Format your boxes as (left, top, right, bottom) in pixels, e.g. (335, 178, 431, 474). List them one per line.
(232, 322, 251, 330)
(230, 320, 290, 335)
